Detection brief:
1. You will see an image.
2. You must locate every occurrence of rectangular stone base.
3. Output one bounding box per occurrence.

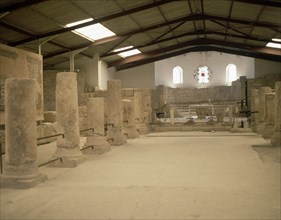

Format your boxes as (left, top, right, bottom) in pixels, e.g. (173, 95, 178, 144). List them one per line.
(107, 131, 127, 146)
(230, 128, 253, 133)
(271, 131, 281, 147)
(49, 148, 86, 167)
(83, 136, 111, 154)
(256, 122, 266, 134)
(0, 172, 47, 189)
(262, 124, 275, 139)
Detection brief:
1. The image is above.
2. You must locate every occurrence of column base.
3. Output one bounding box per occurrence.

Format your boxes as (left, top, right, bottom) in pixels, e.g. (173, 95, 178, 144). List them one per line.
(256, 122, 266, 134)
(83, 136, 111, 154)
(123, 126, 139, 139)
(271, 130, 281, 147)
(49, 147, 86, 167)
(230, 128, 252, 133)
(0, 172, 47, 189)
(107, 131, 127, 146)
(262, 124, 275, 139)
(137, 123, 149, 135)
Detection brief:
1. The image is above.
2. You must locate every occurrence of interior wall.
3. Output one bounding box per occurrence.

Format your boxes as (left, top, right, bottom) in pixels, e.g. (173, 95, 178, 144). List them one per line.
(155, 51, 255, 88)
(115, 63, 155, 89)
(255, 59, 281, 78)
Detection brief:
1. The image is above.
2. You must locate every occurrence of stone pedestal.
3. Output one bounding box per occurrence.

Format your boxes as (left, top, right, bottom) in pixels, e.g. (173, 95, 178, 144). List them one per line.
(271, 82, 281, 146)
(122, 99, 139, 139)
(106, 80, 127, 145)
(0, 79, 47, 188)
(256, 87, 271, 134)
(83, 98, 110, 154)
(51, 72, 85, 167)
(262, 93, 275, 139)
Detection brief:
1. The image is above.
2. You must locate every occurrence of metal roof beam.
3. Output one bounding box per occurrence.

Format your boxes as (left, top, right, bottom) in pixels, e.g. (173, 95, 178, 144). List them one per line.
(7, 0, 176, 46)
(233, 0, 281, 8)
(115, 45, 281, 71)
(0, 0, 47, 13)
(108, 38, 280, 67)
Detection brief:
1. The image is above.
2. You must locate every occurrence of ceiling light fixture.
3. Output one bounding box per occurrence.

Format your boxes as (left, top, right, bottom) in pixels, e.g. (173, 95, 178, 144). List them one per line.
(66, 18, 116, 42)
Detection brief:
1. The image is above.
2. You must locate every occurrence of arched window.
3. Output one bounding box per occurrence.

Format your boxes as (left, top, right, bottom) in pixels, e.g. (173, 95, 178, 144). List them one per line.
(226, 64, 237, 86)
(173, 66, 183, 84)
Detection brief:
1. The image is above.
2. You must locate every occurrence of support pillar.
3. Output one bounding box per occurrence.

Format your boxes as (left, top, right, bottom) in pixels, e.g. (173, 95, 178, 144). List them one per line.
(262, 93, 275, 139)
(134, 92, 148, 134)
(122, 99, 139, 139)
(271, 82, 281, 146)
(1, 78, 47, 188)
(170, 107, 175, 125)
(84, 97, 111, 154)
(106, 80, 127, 145)
(256, 87, 271, 134)
(250, 88, 259, 132)
(52, 72, 85, 167)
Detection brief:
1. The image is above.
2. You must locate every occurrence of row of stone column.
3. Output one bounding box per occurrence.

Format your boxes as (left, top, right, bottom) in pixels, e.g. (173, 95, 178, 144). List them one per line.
(250, 82, 281, 146)
(1, 74, 142, 188)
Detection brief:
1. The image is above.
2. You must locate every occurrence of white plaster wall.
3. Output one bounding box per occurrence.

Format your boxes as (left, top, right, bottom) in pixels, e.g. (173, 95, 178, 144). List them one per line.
(255, 59, 281, 78)
(155, 51, 255, 88)
(98, 62, 115, 90)
(115, 63, 155, 89)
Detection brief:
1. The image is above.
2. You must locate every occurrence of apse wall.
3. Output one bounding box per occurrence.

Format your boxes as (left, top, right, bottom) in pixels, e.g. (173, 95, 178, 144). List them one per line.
(155, 51, 255, 88)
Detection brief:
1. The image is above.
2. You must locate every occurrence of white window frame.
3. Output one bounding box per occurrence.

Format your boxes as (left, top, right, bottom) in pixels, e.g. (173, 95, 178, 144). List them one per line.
(226, 64, 237, 86)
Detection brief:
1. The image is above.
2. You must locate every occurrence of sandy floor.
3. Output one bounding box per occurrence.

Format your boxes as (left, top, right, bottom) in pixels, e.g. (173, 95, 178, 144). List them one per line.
(0, 131, 280, 220)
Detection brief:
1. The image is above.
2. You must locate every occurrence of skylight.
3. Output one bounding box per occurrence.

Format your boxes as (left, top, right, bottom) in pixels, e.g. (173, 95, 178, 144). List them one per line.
(66, 18, 115, 41)
(114, 46, 133, 52)
(266, 38, 281, 49)
(114, 46, 141, 58)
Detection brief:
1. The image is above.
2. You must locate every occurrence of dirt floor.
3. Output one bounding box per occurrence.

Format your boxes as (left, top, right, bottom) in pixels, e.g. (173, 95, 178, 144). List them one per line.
(1, 131, 280, 220)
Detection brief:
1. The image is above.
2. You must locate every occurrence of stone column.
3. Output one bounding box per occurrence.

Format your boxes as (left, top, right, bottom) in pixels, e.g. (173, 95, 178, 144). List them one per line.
(134, 91, 148, 134)
(250, 88, 259, 132)
(262, 93, 275, 139)
(84, 97, 111, 154)
(122, 99, 139, 139)
(52, 72, 85, 167)
(256, 87, 271, 134)
(1, 78, 47, 188)
(106, 80, 127, 145)
(271, 82, 281, 146)
(170, 107, 175, 125)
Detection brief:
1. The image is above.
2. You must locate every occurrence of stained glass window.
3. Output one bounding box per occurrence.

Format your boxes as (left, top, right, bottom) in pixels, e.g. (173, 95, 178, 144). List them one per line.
(193, 65, 213, 84)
